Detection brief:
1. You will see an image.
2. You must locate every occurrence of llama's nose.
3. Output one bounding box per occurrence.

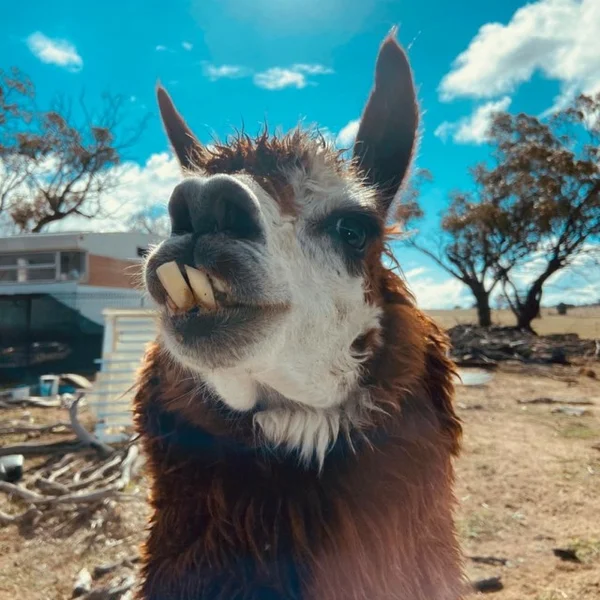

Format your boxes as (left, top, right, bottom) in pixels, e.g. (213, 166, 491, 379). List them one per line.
(168, 175, 263, 240)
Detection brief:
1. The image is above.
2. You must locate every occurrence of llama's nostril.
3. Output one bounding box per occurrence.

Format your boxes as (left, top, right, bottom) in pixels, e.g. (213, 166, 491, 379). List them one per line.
(168, 175, 263, 241)
(168, 180, 196, 236)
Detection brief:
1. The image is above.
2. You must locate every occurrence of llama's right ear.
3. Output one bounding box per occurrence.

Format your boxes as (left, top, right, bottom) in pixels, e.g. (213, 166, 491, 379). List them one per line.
(353, 30, 419, 216)
(156, 84, 202, 170)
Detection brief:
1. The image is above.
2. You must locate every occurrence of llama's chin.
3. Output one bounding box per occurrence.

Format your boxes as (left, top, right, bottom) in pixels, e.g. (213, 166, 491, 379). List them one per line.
(160, 304, 287, 370)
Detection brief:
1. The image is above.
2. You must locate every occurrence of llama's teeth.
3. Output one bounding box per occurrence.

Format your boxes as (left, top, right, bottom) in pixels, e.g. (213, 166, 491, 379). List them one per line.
(166, 296, 178, 315)
(156, 261, 194, 310)
(211, 276, 228, 294)
(185, 266, 216, 309)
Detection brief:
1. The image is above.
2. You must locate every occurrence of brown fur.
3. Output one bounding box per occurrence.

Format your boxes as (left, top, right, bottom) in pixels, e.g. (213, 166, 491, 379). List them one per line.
(133, 261, 464, 599)
(187, 129, 348, 217)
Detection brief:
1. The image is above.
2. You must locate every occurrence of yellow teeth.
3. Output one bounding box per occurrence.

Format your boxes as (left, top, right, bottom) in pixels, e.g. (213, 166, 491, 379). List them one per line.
(156, 261, 194, 310)
(184, 265, 216, 309)
(156, 260, 220, 313)
(211, 276, 228, 294)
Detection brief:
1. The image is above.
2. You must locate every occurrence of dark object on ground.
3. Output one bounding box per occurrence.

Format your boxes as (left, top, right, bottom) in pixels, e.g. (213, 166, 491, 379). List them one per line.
(518, 397, 594, 406)
(468, 556, 508, 566)
(448, 325, 597, 367)
(553, 548, 581, 563)
(472, 576, 504, 593)
(0, 455, 24, 483)
(557, 303, 568, 316)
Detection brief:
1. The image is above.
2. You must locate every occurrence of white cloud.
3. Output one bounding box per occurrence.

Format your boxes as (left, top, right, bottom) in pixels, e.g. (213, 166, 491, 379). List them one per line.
(182, 41, 193, 51)
(202, 63, 247, 81)
(292, 64, 334, 75)
(254, 68, 308, 90)
(435, 97, 512, 145)
(26, 32, 83, 72)
(200, 62, 332, 90)
(155, 45, 167, 52)
(336, 119, 360, 148)
(404, 268, 469, 309)
(439, 0, 600, 107)
(253, 64, 333, 91)
(40, 152, 181, 233)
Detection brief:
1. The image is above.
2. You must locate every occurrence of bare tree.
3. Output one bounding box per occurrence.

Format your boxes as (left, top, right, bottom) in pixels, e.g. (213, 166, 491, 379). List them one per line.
(128, 205, 170, 238)
(0, 68, 149, 233)
(398, 169, 527, 327)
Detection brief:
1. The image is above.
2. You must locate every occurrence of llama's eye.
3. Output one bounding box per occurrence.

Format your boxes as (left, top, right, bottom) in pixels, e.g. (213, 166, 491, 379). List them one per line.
(334, 217, 367, 251)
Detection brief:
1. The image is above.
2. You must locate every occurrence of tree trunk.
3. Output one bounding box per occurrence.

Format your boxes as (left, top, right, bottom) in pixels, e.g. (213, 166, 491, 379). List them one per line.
(513, 259, 561, 333)
(472, 286, 492, 327)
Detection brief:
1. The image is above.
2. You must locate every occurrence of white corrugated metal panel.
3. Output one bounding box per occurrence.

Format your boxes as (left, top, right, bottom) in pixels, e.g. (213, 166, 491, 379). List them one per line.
(87, 308, 157, 442)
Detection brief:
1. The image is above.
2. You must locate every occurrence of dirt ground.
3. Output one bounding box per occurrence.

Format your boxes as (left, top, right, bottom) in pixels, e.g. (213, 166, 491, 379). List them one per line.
(1, 363, 599, 599)
(428, 305, 600, 339)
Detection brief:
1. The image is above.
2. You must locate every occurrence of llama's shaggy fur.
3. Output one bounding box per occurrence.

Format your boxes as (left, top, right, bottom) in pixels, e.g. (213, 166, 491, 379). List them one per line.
(134, 30, 465, 600)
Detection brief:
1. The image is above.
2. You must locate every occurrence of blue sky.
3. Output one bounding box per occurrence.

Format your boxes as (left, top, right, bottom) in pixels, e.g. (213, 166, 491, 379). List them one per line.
(3, 0, 600, 308)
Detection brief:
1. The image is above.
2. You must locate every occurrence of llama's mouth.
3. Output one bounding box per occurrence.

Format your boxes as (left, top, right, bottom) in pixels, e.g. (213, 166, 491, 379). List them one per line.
(156, 260, 235, 316)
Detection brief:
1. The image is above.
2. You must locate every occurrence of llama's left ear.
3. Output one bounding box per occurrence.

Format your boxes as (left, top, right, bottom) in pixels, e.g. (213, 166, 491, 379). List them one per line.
(353, 30, 418, 216)
(156, 84, 203, 171)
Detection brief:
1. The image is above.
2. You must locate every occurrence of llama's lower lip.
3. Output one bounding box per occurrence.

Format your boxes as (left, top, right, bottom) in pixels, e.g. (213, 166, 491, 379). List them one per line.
(165, 304, 265, 340)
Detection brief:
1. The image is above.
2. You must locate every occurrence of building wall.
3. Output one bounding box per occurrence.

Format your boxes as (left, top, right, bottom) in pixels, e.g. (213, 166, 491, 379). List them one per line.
(0, 232, 164, 261)
(85, 255, 142, 288)
(81, 232, 163, 260)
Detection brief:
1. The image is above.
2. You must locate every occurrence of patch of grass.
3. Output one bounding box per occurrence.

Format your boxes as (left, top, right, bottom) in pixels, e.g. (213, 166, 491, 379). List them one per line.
(558, 422, 599, 440)
(569, 538, 600, 562)
(458, 511, 502, 541)
(535, 592, 571, 600)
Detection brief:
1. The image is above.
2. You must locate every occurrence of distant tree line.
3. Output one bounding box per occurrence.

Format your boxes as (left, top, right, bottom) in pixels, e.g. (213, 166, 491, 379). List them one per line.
(400, 93, 600, 333)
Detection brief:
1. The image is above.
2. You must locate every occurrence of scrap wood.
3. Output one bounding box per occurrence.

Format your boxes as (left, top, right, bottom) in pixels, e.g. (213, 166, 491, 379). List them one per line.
(449, 325, 597, 366)
(0, 439, 85, 458)
(517, 397, 594, 406)
(468, 555, 508, 566)
(0, 421, 71, 436)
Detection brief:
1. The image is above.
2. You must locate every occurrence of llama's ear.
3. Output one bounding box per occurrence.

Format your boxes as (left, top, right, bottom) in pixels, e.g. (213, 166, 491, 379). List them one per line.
(353, 30, 418, 215)
(156, 84, 202, 170)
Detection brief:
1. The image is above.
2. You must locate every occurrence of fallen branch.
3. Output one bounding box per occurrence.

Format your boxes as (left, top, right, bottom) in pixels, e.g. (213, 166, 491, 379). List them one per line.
(0, 421, 71, 436)
(0, 507, 41, 526)
(1, 396, 61, 408)
(0, 440, 84, 458)
(92, 555, 139, 580)
(84, 574, 135, 600)
(0, 480, 140, 505)
(518, 397, 594, 406)
(69, 395, 115, 458)
(467, 555, 508, 566)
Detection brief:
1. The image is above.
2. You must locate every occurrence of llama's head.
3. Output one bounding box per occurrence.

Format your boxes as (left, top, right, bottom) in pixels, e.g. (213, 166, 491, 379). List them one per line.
(144, 31, 423, 463)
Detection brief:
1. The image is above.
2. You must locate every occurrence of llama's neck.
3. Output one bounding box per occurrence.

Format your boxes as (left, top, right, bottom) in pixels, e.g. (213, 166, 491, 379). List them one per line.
(134, 338, 464, 600)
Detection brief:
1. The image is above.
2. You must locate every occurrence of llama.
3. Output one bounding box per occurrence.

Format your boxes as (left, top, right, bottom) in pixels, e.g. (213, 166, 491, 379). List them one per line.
(134, 30, 464, 600)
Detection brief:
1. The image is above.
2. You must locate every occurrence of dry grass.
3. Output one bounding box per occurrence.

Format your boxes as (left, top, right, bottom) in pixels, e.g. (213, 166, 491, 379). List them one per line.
(1, 363, 600, 598)
(427, 306, 600, 339)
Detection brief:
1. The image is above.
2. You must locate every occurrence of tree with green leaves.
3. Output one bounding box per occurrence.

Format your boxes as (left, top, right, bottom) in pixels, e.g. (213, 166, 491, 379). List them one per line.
(483, 94, 600, 331)
(401, 93, 600, 332)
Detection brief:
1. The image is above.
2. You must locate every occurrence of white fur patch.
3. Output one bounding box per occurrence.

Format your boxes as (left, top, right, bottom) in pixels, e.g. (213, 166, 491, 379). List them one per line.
(161, 143, 384, 465)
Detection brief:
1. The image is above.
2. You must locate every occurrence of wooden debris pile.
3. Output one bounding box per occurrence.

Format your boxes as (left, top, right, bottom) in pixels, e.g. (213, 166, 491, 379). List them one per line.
(0, 395, 144, 529)
(448, 325, 598, 368)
